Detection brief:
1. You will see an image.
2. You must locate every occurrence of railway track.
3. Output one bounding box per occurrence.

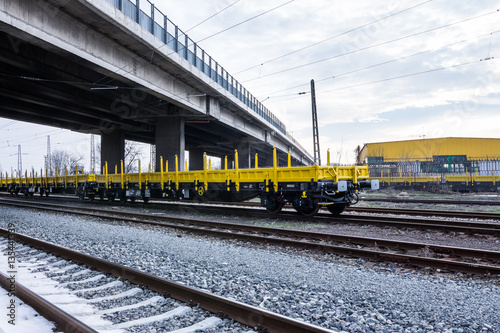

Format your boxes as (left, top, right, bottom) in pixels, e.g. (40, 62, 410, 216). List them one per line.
(1, 198, 499, 275)
(3, 192, 500, 221)
(3, 195, 499, 237)
(0, 231, 333, 333)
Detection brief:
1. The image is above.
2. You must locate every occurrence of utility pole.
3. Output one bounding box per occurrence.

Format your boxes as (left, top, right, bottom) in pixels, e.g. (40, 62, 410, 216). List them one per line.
(90, 134, 95, 173)
(46, 135, 51, 173)
(13, 145, 28, 175)
(18, 145, 22, 174)
(310, 79, 321, 165)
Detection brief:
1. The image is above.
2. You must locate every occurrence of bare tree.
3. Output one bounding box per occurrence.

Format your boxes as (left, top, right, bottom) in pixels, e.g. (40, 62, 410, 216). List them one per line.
(49, 150, 84, 174)
(96, 142, 102, 173)
(97, 141, 144, 173)
(124, 141, 143, 173)
(353, 145, 362, 164)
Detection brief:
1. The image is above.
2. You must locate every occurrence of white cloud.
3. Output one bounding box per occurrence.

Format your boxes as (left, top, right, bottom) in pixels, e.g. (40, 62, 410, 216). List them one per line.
(358, 115, 388, 123)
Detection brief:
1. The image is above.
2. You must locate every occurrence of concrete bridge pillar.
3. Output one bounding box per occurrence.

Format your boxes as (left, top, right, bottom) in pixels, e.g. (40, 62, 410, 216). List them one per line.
(155, 117, 185, 171)
(234, 142, 251, 169)
(101, 130, 125, 173)
(257, 152, 269, 168)
(189, 148, 204, 171)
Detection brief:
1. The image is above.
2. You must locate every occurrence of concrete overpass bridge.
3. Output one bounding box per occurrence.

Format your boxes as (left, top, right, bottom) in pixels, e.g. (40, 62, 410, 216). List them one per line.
(0, 0, 313, 171)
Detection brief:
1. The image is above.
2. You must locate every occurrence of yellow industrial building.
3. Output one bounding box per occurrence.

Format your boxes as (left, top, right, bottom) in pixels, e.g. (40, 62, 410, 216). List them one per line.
(359, 137, 500, 163)
(360, 138, 500, 191)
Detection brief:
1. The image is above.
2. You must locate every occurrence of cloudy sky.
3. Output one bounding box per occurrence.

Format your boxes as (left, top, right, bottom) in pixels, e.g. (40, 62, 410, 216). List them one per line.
(1, 0, 499, 173)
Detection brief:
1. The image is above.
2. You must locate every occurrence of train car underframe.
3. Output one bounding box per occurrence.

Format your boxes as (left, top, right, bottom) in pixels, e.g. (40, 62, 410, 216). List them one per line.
(73, 178, 377, 218)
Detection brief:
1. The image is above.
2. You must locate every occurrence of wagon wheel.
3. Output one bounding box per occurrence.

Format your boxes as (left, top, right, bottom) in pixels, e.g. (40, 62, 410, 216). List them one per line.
(327, 203, 346, 217)
(297, 199, 320, 217)
(264, 194, 284, 214)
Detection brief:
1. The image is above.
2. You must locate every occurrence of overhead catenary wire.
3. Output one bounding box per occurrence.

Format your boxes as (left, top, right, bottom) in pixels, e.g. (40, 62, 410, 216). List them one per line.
(326, 56, 498, 93)
(264, 56, 498, 105)
(167, 7, 499, 109)
(0, 73, 119, 90)
(233, 0, 434, 75)
(186, 0, 242, 33)
(144, 6, 500, 110)
(261, 29, 500, 99)
(196, 0, 294, 43)
(0, 129, 64, 150)
(143, 0, 433, 103)
(0, 120, 17, 130)
(241, 8, 500, 84)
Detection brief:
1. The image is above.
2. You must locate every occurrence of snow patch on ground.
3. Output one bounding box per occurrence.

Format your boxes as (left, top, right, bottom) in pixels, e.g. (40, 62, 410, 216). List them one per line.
(0, 287, 56, 333)
(0, 241, 117, 332)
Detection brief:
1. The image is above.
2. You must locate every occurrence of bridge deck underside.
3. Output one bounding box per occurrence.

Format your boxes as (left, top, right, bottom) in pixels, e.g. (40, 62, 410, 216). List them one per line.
(0, 30, 276, 161)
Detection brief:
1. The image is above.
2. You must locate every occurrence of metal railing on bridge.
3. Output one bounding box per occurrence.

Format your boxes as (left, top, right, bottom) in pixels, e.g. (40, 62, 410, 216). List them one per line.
(106, 0, 286, 135)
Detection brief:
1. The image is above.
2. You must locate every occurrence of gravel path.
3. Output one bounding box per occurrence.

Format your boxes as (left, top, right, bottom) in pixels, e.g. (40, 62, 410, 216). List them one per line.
(1, 206, 499, 332)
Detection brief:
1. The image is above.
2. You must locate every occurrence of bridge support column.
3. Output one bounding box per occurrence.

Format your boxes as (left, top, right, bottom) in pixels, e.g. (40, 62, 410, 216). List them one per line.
(101, 130, 125, 173)
(257, 152, 269, 168)
(155, 117, 185, 171)
(189, 148, 204, 171)
(235, 142, 251, 169)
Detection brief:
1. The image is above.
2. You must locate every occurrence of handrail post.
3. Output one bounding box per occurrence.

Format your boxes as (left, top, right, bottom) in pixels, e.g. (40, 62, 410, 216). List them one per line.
(136, 0, 140, 23)
(225, 156, 229, 191)
(105, 162, 109, 189)
(121, 160, 124, 190)
(234, 150, 239, 191)
(203, 152, 208, 190)
(160, 156, 164, 190)
(138, 159, 142, 190)
(175, 155, 179, 192)
(272, 147, 278, 192)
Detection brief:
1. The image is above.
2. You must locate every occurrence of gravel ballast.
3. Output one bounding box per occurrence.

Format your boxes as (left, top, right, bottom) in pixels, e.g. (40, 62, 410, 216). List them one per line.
(1, 206, 499, 332)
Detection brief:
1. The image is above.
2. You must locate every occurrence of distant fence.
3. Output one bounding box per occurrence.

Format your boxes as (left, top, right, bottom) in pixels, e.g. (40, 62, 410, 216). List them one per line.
(368, 158, 500, 178)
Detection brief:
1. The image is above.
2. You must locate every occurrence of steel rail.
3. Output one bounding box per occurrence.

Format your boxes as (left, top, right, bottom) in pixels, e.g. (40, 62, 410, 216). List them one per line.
(360, 197, 500, 206)
(329, 214, 500, 235)
(1, 200, 499, 275)
(0, 229, 334, 333)
(0, 272, 98, 333)
(348, 206, 500, 220)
